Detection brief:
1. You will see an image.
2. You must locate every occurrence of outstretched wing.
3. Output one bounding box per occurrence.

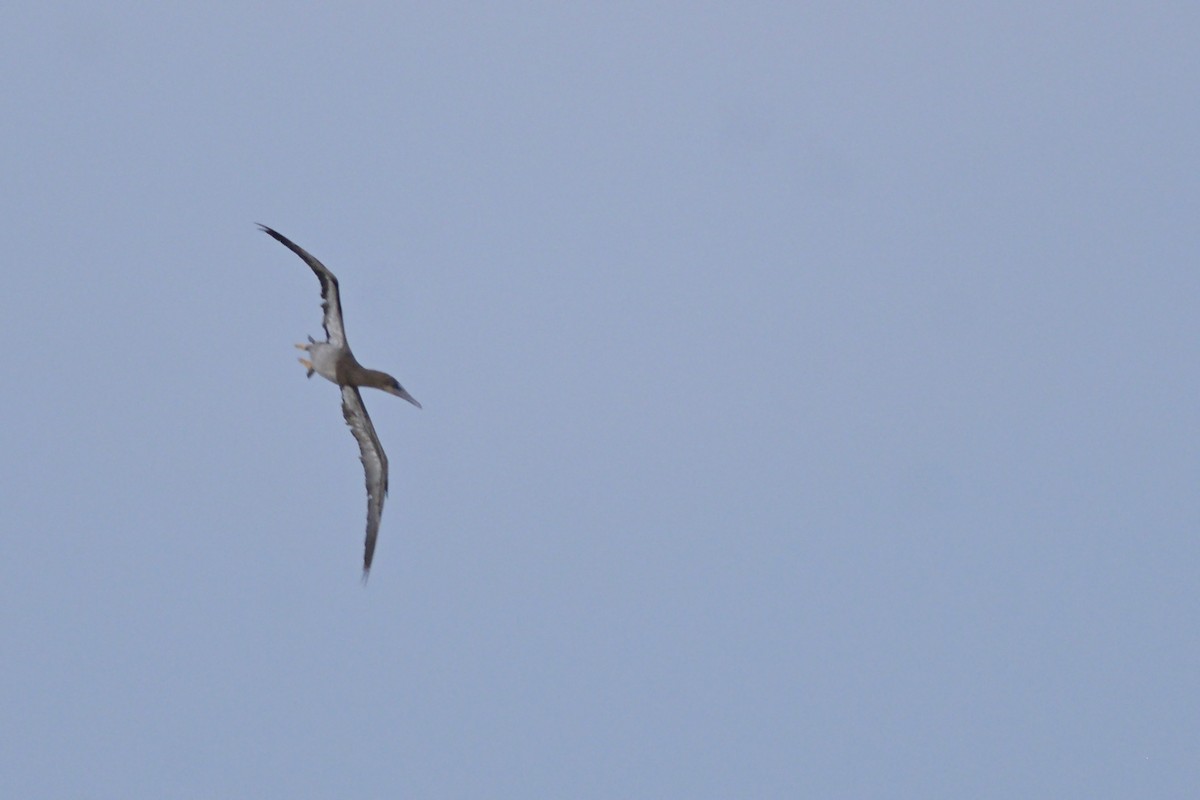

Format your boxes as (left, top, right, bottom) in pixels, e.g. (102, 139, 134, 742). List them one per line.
(258, 224, 347, 348)
(341, 385, 388, 578)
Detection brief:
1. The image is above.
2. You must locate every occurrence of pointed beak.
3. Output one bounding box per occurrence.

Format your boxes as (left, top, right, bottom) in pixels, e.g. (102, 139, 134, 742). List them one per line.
(387, 385, 422, 408)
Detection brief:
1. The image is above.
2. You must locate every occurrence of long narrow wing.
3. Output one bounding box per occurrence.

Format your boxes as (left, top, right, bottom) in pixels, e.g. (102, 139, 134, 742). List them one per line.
(341, 385, 389, 578)
(258, 224, 348, 348)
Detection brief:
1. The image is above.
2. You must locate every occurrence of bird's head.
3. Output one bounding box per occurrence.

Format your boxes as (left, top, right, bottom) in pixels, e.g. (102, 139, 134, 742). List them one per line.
(384, 378, 422, 409)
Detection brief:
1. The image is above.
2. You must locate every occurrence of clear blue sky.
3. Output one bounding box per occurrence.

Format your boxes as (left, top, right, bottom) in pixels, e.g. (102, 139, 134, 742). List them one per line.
(2, 4, 1197, 797)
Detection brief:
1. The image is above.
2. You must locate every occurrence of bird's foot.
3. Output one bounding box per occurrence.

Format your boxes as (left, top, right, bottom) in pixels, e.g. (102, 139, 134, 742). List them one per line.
(298, 357, 315, 378)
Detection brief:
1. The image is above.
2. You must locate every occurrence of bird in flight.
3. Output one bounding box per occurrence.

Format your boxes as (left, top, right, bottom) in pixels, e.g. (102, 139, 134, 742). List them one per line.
(259, 224, 421, 579)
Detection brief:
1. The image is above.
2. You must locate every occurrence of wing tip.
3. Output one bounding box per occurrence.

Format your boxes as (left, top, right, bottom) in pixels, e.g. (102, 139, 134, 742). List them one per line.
(362, 549, 375, 584)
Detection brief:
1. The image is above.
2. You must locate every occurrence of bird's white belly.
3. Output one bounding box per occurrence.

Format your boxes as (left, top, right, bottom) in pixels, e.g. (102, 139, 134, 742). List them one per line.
(310, 343, 342, 384)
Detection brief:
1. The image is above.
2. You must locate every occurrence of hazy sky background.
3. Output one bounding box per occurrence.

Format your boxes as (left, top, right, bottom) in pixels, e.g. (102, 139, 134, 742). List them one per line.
(2, 4, 1197, 797)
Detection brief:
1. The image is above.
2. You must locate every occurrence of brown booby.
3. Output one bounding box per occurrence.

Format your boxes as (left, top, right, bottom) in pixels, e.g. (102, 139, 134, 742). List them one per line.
(259, 224, 420, 579)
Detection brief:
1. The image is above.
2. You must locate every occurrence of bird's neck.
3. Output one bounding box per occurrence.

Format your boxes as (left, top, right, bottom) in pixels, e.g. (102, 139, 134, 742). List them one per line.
(357, 368, 395, 389)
